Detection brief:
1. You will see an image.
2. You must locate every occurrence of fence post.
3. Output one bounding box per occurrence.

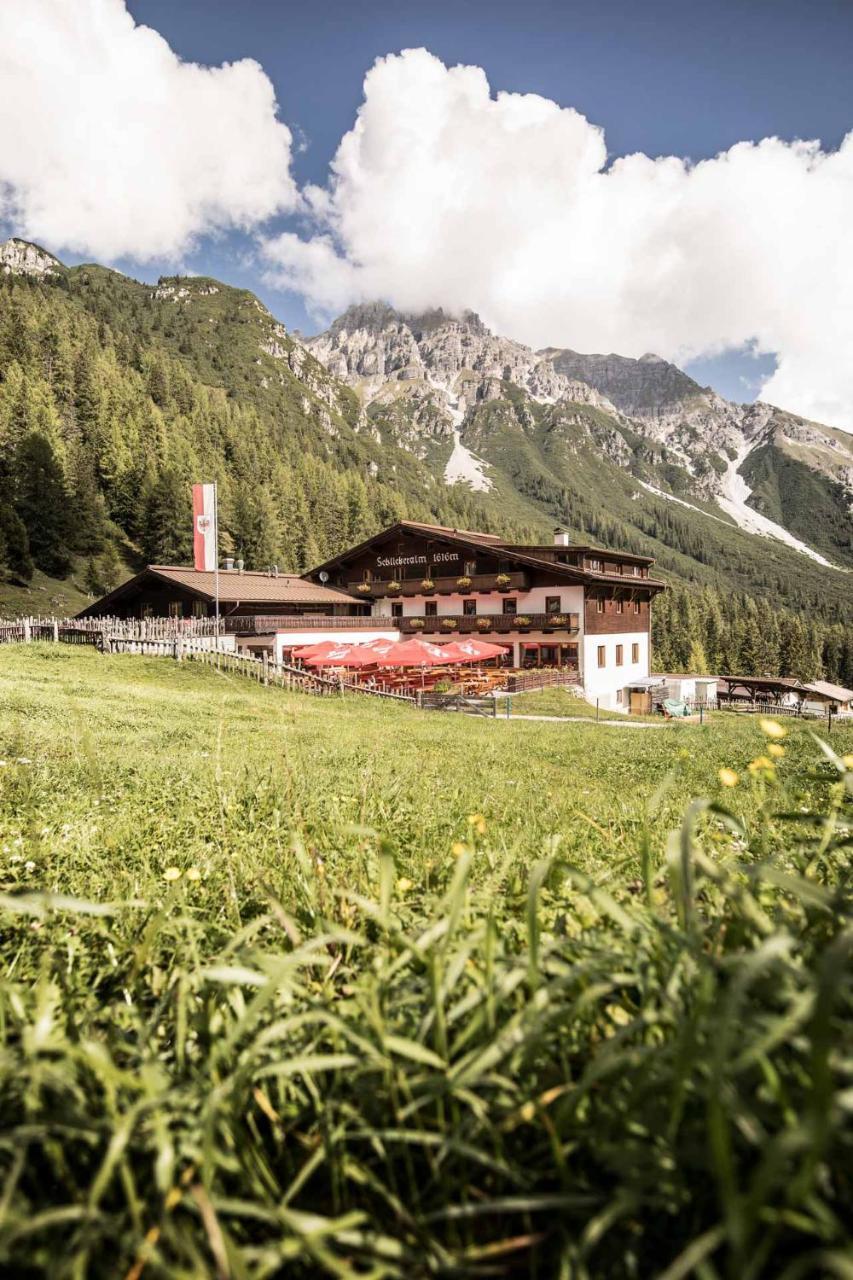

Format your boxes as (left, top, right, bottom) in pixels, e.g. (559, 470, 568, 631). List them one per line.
(52, 621, 59, 643)
(263, 652, 269, 686)
(596, 698, 599, 723)
(23, 618, 31, 644)
(699, 704, 704, 726)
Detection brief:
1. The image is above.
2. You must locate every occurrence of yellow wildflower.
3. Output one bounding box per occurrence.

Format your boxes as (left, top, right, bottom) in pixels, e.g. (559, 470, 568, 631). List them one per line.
(163, 867, 182, 882)
(467, 813, 487, 835)
(748, 756, 775, 776)
(759, 718, 787, 739)
(185, 866, 202, 882)
(396, 877, 414, 894)
(718, 767, 739, 788)
(451, 841, 468, 858)
(842, 754, 853, 770)
(768, 742, 786, 758)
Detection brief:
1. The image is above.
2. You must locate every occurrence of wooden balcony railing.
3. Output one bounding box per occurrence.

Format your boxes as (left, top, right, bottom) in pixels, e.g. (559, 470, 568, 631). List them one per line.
(400, 613, 580, 636)
(347, 571, 528, 599)
(224, 614, 395, 634)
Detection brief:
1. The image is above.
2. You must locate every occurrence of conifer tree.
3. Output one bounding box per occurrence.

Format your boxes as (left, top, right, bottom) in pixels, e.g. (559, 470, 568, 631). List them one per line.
(98, 543, 123, 592)
(142, 470, 192, 564)
(13, 433, 72, 576)
(0, 503, 33, 583)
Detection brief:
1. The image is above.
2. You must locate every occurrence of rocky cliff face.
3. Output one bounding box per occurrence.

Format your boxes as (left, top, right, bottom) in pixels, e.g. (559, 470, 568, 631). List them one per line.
(0, 238, 63, 277)
(306, 303, 853, 566)
(306, 304, 619, 413)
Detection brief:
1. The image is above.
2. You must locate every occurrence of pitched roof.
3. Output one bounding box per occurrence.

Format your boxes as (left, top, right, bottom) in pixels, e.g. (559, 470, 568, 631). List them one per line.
(804, 680, 853, 702)
(78, 566, 356, 616)
(306, 521, 666, 590)
(146, 566, 355, 605)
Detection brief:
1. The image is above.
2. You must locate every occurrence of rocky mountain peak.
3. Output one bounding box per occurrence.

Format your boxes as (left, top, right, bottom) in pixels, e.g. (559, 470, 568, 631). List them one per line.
(0, 238, 63, 278)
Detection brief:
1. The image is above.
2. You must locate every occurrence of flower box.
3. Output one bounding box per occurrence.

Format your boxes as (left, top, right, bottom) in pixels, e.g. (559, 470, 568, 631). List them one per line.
(515, 616, 532, 628)
(408, 618, 425, 630)
(356, 582, 372, 595)
(495, 574, 512, 589)
(440, 618, 457, 631)
(420, 579, 436, 593)
(475, 617, 492, 631)
(546, 615, 567, 627)
(386, 581, 402, 595)
(456, 576, 473, 591)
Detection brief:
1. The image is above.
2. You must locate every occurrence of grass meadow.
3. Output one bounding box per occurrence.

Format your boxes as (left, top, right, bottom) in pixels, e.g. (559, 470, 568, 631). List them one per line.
(0, 645, 851, 1278)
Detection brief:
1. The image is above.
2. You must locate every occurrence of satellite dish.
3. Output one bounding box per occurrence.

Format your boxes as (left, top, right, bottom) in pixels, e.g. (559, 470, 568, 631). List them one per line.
(319, 570, 329, 583)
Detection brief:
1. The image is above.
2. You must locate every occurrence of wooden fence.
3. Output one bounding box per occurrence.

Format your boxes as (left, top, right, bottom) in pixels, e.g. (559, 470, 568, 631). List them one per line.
(1, 620, 418, 705)
(504, 669, 581, 694)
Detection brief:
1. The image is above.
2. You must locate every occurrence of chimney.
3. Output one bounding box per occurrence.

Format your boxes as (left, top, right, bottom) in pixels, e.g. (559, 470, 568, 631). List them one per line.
(236, 558, 244, 573)
(553, 527, 570, 547)
(223, 557, 234, 572)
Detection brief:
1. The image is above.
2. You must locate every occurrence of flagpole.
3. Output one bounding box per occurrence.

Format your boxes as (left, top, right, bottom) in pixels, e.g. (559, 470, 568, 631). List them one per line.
(213, 480, 220, 642)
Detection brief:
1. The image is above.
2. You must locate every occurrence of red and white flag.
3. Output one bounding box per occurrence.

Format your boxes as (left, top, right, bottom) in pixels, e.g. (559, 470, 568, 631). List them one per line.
(192, 483, 216, 571)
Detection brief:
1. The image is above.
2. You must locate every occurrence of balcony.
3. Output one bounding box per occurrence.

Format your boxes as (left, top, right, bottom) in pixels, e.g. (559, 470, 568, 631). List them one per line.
(400, 613, 580, 636)
(347, 571, 528, 599)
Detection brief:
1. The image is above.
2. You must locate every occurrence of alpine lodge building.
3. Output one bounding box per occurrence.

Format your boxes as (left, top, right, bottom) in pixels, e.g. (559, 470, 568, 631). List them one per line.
(80, 521, 665, 711)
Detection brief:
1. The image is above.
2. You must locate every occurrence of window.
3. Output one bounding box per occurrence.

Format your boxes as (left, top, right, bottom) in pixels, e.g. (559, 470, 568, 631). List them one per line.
(391, 602, 403, 619)
(463, 599, 477, 616)
(169, 601, 183, 618)
(463, 559, 477, 577)
(589, 557, 603, 573)
(503, 598, 517, 615)
(616, 644, 623, 666)
(545, 596, 561, 614)
(616, 689, 623, 704)
(192, 600, 206, 619)
(632, 643, 639, 663)
(596, 598, 605, 614)
(597, 645, 606, 668)
(615, 599, 623, 615)
(634, 599, 641, 615)
(424, 601, 437, 617)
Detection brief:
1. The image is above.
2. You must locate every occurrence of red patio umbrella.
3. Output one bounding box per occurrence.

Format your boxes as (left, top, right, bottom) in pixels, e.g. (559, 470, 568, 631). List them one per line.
(376, 638, 458, 667)
(291, 640, 342, 660)
(441, 638, 509, 663)
(304, 643, 378, 668)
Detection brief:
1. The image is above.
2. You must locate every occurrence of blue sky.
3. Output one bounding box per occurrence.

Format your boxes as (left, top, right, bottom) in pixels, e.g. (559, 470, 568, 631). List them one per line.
(4, 0, 852, 410)
(135, 0, 853, 402)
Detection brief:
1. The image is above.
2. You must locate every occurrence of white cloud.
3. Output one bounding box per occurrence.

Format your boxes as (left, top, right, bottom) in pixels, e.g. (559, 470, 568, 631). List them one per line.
(262, 48, 853, 431)
(0, 0, 298, 261)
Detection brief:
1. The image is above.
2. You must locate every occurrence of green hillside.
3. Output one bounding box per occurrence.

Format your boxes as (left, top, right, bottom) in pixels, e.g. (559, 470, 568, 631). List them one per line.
(0, 252, 543, 609)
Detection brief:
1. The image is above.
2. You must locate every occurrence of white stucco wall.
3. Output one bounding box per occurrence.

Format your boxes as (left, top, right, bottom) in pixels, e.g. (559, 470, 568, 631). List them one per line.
(582, 632, 650, 711)
(374, 585, 584, 619)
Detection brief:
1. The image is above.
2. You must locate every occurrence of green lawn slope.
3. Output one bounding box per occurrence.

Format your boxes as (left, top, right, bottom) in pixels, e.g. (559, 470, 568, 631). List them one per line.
(1, 647, 851, 1277)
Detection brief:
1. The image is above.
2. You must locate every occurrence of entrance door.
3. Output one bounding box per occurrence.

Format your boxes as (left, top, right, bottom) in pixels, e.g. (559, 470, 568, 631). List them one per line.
(540, 645, 558, 667)
(630, 690, 651, 715)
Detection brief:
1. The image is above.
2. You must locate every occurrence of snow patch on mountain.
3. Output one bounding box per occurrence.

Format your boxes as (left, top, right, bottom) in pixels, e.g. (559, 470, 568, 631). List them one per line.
(444, 430, 493, 492)
(717, 444, 839, 568)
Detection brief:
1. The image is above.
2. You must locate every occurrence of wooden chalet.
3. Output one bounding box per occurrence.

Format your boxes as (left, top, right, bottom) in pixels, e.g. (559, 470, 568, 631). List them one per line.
(302, 521, 666, 708)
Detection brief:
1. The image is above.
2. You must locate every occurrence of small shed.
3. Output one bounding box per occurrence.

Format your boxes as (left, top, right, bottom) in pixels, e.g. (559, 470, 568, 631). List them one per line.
(652, 674, 719, 705)
(718, 675, 806, 707)
(802, 680, 853, 715)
